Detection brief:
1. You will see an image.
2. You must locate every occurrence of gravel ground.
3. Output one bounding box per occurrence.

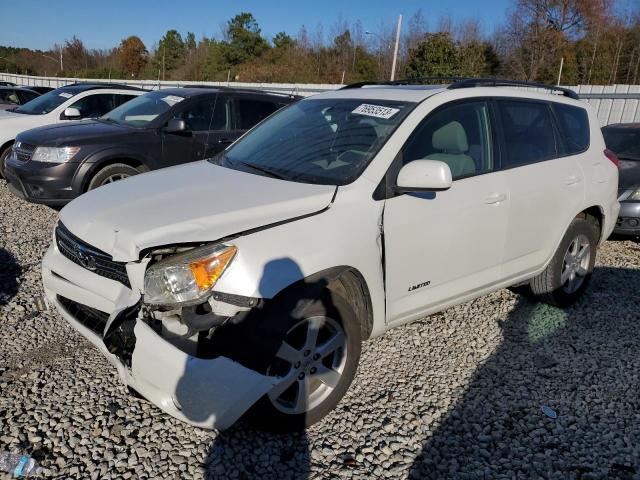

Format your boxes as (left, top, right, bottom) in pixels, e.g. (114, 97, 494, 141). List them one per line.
(0, 179, 639, 480)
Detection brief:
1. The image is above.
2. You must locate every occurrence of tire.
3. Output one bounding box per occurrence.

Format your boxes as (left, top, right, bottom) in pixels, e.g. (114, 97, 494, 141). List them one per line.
(86, 163, 140, 191)
(530, 215, 599, 307)
(245, 289, 361, 432)
(0, 145, 12, 179)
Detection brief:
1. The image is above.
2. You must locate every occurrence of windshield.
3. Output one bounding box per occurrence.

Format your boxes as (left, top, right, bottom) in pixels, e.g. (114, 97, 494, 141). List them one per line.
(216, 98, 414, 185)
(102, 91, 184, 127)
(603, 128, 640, 161)
(14, 89, 75, 115)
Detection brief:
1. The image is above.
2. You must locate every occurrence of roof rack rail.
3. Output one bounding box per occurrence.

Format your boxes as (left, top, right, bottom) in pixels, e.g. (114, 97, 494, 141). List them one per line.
(340, 76, 579, 99)
(63, 82, 145, 91)
(340, 77, 466, 89)
(448, 78, 579, 100)
(181, 84, 300, 99)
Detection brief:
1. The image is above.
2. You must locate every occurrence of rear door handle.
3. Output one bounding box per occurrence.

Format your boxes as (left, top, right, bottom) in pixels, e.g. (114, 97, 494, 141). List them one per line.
(565, 175, 582, 186)
(484, 193, 507, 205)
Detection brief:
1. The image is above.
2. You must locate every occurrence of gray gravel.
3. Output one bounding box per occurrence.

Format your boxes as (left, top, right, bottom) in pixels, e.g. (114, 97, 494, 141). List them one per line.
(1, 179, 639, 480)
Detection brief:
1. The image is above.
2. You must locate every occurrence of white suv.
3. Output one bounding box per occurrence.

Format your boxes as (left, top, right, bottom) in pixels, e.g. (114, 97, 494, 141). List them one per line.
(0, 83, 143, 177)
(42, 79, 620, 432)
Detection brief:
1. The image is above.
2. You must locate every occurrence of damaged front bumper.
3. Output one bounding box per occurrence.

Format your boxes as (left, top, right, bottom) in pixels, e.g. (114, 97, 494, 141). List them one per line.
(41, 245, 276, 431)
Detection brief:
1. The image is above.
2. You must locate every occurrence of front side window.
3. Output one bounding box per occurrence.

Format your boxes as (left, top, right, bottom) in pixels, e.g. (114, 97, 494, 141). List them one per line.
(237, 99, 279, 129)
(175, 97, 229, 132)
(218, 98, 414, 185)
(498, 100, 558, 167)
(402, 101, 494, 180)
(102, 91, 183, 127)
(14, 88, 77, 115)
(553, 103, 589, 154)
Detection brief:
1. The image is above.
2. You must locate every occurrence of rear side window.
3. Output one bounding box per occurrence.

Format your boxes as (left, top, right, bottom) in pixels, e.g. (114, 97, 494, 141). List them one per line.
(498, 100, 558, 167)
(552, 103, 589, 154)
(237, 99, 279, 129)
(402, 100, 494, 180)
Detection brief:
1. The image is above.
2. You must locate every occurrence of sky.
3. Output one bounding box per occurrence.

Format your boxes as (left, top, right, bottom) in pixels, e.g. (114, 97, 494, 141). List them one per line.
(0, 0, 513, 51)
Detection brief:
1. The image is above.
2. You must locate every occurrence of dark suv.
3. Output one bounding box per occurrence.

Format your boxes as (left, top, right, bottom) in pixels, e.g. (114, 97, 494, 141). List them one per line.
(5, 87, 298, 206)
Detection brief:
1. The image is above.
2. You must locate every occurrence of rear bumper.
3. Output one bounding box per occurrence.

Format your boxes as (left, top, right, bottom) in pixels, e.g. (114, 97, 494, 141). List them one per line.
(41, 243, 275, 430)
(613, 201, 640, 236)
(4, 156, 83, 206)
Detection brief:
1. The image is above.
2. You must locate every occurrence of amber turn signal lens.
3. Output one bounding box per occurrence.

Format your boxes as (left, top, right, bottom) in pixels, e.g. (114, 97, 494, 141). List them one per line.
(189, 246, 237, 291)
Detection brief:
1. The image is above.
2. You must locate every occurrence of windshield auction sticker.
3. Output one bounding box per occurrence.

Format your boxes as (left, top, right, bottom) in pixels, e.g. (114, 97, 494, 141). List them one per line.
(58, 92, 73, 98)
(352, 104, 400, 119)
(160, 95, 185, 106)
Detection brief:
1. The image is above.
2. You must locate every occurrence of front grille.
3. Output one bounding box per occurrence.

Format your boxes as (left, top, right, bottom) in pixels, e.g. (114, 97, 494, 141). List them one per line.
(55, 223, 131, 288)
(13, 142, 36, 162)
(57, 296, 109, 336)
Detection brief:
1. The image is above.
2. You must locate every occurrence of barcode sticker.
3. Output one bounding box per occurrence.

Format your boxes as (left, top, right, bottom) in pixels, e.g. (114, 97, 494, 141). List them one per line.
(352, 104, 400, 119)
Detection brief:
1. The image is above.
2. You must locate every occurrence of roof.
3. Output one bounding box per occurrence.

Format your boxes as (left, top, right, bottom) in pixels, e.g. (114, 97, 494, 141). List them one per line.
(146, 86, 300, 100)
(56, 83, 144, 93)
(311, 85, 446, 103)
(0, 86, 39, 92)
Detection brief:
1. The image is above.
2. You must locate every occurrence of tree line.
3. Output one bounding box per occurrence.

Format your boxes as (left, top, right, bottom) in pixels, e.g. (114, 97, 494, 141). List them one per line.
(1, 1, 638, 86)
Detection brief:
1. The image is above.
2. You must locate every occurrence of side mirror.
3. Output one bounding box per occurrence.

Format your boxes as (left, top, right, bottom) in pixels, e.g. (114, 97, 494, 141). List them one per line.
(164, 118, 188, 134)
(395, 160, 453, 193)
(63, 107, 81, 119)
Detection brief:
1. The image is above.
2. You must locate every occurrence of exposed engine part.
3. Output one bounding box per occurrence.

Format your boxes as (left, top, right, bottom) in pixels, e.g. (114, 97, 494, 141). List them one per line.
(103, 303, 140, 367)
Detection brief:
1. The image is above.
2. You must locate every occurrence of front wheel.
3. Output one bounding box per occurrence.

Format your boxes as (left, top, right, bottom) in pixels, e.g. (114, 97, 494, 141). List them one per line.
(87, 163, 140, 191)
(246, 290, 361, 432)
(0, 146, 12, 179)
(530, 215, 599, 307)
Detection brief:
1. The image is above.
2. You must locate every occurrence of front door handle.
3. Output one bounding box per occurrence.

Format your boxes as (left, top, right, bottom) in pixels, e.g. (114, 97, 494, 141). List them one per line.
(484, 193, 507, 205)
(565, 175, 582, 186)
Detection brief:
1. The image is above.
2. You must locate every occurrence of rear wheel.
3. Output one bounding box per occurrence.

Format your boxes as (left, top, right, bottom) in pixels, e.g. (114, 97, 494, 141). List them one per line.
(87, 163, 140, 191)
(530, 216, 599, 307)
(246, 290, 361, 432)
(0, 145, 12, 179)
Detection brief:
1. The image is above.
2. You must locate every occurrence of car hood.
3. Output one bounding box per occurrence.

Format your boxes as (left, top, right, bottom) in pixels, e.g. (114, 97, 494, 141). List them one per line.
(59, 161, 336, 262)
(619, 159, 640, 192)
(17, 119, 131, 146)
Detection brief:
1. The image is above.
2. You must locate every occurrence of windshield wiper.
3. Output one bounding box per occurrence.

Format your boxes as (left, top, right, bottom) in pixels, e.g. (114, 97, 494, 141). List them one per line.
(233, 160, 290, 180)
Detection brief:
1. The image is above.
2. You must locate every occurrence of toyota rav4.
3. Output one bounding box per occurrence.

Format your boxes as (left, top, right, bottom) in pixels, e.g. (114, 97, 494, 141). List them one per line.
(41, 79, 620, 432)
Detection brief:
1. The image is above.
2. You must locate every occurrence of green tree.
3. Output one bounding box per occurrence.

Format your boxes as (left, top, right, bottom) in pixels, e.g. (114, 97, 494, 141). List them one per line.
(273, 32, 294, 49)
(156, 29, 186, 77)
(405, 33, 460, 78)
(223, 12, 269, 65)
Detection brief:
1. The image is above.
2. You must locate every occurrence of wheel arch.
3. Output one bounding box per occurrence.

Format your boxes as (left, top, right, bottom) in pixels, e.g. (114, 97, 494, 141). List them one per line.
(271, 265, 375, 340)
(80, 154, 149, 192)
(578, 205, 604, 242)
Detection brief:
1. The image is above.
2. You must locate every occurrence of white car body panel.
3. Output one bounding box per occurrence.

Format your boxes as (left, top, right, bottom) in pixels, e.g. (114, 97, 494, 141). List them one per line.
(0, 88, 142, 149)
(42, 84, 621, 430)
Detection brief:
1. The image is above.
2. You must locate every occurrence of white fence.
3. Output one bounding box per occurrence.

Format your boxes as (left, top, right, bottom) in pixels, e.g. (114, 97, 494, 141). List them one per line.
(2, 73, 639, 126)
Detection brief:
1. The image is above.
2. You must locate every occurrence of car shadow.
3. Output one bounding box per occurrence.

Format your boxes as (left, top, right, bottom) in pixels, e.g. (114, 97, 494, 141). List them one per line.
(0, 247, 21, 306)
(408, 266, 640, 479)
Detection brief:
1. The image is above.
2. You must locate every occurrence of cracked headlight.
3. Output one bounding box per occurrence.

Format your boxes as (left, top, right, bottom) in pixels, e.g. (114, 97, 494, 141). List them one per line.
(143, 244, 237, 306)
(31, 146, 80, 163)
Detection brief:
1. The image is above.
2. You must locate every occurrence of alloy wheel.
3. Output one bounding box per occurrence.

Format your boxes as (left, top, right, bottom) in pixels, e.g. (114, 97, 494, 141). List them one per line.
(267, 316, 347, 415)
(561, 233, 591, 294)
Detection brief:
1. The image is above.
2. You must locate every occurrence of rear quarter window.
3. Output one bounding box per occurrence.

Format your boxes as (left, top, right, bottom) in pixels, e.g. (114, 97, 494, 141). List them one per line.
(552, 103, 590, 154)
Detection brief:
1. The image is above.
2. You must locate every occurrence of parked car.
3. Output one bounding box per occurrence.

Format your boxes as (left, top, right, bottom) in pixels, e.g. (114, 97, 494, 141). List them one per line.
(602, 123, 640, 237)
(42, 79, 619, 432)
(4, 87, 298, 206)
(0, 83, 143, 178)
(0, 86, 40, 110)
(23, 86, 55, 95)
(0, 81, 17, 86)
